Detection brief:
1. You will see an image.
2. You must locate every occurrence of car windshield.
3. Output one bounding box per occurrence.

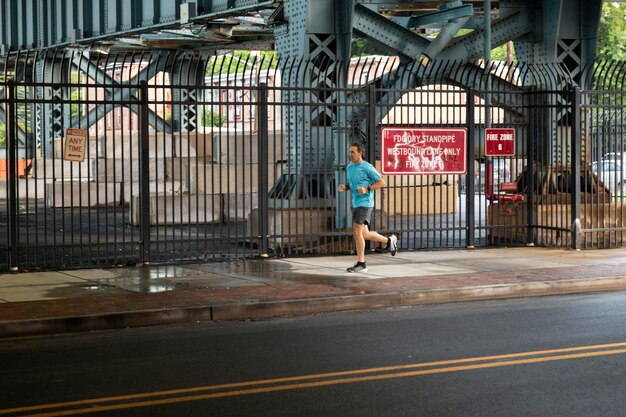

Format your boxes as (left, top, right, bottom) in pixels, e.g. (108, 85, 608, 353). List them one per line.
(593, 161, 621, 172)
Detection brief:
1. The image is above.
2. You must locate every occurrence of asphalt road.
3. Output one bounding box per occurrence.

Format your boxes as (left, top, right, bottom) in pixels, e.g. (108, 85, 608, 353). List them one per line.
(2, 292, 626, 416)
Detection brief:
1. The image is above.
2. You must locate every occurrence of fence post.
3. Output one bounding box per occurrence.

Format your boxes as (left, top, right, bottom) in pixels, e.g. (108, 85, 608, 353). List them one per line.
(466, 87, 475, 248)
(526, 92, 535, 246)
(367, 84, 378, 245)
(139, 81, 151, 264)
(571, 87, 581, 250)
(257, 82, 269, 257)
(7, 80, 17, 270)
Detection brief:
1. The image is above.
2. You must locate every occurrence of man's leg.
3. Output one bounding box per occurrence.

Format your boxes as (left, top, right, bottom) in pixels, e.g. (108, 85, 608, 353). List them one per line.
(353, 223, 367, 262)
(362, 226, 389, 246)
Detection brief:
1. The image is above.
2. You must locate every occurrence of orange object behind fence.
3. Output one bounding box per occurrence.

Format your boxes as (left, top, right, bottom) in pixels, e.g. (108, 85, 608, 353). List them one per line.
(0, 159, 30, 178)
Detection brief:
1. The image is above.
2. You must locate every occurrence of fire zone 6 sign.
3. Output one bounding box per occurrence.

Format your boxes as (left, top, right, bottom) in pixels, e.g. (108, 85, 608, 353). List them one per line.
(380, 127, 467, 175)
(485, 128, 515, 156)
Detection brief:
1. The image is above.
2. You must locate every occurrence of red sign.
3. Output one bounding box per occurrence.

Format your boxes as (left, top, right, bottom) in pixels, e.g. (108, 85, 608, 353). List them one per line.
(380, 127, 467, 175)
(485, 128, 515, 156)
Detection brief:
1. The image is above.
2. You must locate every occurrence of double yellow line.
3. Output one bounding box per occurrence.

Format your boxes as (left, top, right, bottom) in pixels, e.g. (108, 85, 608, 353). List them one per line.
(4, 341, 626, 416)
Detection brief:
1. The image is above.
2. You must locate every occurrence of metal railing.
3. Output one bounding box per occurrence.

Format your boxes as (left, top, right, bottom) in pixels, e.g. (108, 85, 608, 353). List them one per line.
(1, 50, 625, 270)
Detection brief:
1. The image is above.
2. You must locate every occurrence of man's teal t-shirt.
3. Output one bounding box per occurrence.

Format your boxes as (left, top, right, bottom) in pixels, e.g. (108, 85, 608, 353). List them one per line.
(346, 160, 382, 208)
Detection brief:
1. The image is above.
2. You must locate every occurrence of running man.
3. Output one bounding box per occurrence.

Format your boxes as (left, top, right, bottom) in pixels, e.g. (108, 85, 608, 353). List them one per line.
(339, 142, 398, 273)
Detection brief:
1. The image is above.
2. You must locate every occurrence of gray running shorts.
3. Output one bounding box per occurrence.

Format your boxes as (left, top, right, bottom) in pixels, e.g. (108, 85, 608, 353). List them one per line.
(352, 206, 373, 225)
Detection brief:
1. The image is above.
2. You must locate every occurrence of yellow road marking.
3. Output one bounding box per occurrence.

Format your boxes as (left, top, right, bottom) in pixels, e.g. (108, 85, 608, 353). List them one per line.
(3, 341, 626, 416)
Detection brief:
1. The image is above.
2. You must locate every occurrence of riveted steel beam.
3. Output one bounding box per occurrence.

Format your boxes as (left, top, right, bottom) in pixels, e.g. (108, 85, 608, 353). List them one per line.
(0, 0, 281, 52)
(353, 3, 430, 61)
(69, 51, 173, 132)
(392, 4, 474, 28)
(438, 9, 532, 62)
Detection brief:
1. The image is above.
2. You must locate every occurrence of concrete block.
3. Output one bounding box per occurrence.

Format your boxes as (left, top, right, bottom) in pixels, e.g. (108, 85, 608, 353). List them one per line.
(247, 207, 335, 249)
(376, 184, 457, 215)
(90, 158, 166, 182)
(33, 158, 90, 181)
(212, 131, 285, 164)
(0, 178, 47, 200)
(174, 132, 215, 158)
(123, 181, 183, 204)
(129, 193, 222, 226)
(183, 161, 283, 194)
(98, 133, 191, 159)
(223, 192, 258, 221)
(45, 181, 122, 208)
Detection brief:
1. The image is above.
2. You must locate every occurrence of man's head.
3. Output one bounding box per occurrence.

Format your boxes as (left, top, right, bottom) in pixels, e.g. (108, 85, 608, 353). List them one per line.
(348, 142, 365, 164)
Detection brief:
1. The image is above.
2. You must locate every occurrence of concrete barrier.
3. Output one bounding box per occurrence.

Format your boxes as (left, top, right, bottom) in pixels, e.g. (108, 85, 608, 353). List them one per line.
(183, 161, 283, 194)
(0, 178, 47, 200)
(33, 158, 90, 181)
(129, 193, 223, 225)
(45, 182, 122, 207)
(90, 158, 166, 182)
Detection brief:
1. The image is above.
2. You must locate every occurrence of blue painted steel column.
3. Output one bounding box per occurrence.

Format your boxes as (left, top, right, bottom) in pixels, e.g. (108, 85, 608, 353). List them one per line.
(37, 51, 71, 157)
(273, 0, 354, 228)
(170, 51, 210, 132)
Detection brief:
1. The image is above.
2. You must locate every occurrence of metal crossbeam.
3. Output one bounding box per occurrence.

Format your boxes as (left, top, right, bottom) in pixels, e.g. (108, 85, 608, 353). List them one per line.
(0, 90, 28, 150)
(438, 9, 531, 62)
(353, 3, 430, 61)
(0, 0, 281, 52)
(392, 4, 474, 28)
(69, 52, 172, 133)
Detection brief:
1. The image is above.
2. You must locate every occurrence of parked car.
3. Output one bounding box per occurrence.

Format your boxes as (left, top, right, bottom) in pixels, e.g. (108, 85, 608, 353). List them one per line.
(592, 160, 626, 192)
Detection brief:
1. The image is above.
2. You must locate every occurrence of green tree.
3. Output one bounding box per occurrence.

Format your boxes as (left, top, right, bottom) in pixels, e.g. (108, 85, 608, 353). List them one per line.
(206, 51, 278, 76)
(0, 122, 5, 147)
(202, 110, 224, 127)
(352, 38, 392, 57)
(597, 2, 626, 60)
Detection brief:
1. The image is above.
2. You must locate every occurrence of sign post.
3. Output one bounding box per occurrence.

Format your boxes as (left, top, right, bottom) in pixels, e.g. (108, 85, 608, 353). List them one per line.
(63, 128, 88, 162)
(380, 127, 467, 175)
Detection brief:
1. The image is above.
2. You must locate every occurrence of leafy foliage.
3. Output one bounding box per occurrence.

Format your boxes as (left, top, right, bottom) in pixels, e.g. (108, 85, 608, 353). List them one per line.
(202, 110, 224, 127)
(597, 2, 626, 61)
(206, 51, 278, 76)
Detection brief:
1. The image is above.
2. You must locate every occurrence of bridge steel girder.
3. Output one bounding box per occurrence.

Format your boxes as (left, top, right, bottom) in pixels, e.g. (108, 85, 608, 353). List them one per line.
(353, 3, 430, 63)
(392, 4, 474, 28)
(438, 9, 532, 63)
(0, 0, 279, 52)
(69, 51, 174, 133)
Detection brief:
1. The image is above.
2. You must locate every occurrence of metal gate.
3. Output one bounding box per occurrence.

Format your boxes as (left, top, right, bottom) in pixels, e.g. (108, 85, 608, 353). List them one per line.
(0, 50, 624, 270)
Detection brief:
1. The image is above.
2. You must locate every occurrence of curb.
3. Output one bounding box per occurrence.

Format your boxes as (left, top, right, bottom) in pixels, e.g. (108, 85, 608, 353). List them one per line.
(2, 277, 626, 338)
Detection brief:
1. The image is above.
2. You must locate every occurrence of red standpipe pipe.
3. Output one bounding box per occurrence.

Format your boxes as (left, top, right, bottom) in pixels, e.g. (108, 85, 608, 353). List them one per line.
(485, 161, 493, 201)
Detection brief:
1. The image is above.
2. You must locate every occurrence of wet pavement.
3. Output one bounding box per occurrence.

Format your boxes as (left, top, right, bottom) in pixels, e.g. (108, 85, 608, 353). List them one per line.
(3, 247, 626, 337)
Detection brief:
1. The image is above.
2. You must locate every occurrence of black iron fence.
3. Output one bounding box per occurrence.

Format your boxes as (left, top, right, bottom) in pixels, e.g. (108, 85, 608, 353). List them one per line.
(1, 50, 626, 270)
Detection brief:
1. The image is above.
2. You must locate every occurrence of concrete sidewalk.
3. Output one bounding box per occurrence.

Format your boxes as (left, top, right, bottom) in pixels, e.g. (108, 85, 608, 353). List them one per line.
(2, 247, 626, 338)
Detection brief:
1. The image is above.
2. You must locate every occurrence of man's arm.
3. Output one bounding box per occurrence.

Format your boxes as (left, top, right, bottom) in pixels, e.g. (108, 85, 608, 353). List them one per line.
(357, 177, 385, 194)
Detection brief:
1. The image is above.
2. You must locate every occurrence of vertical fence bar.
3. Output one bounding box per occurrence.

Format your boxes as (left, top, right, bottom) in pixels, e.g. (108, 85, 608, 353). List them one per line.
(526, 91, 535, 246)
(367, 83, 377, 252)
(466, 87, 475, 248)
(7, 80, 18, 270)
(139, 80, 151, 264)
(571, 86, 581, 250)
(258, 82, 269, 257)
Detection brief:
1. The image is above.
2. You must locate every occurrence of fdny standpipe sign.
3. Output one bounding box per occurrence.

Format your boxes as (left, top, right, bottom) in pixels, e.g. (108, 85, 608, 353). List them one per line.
(380, 127, 467, 175)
